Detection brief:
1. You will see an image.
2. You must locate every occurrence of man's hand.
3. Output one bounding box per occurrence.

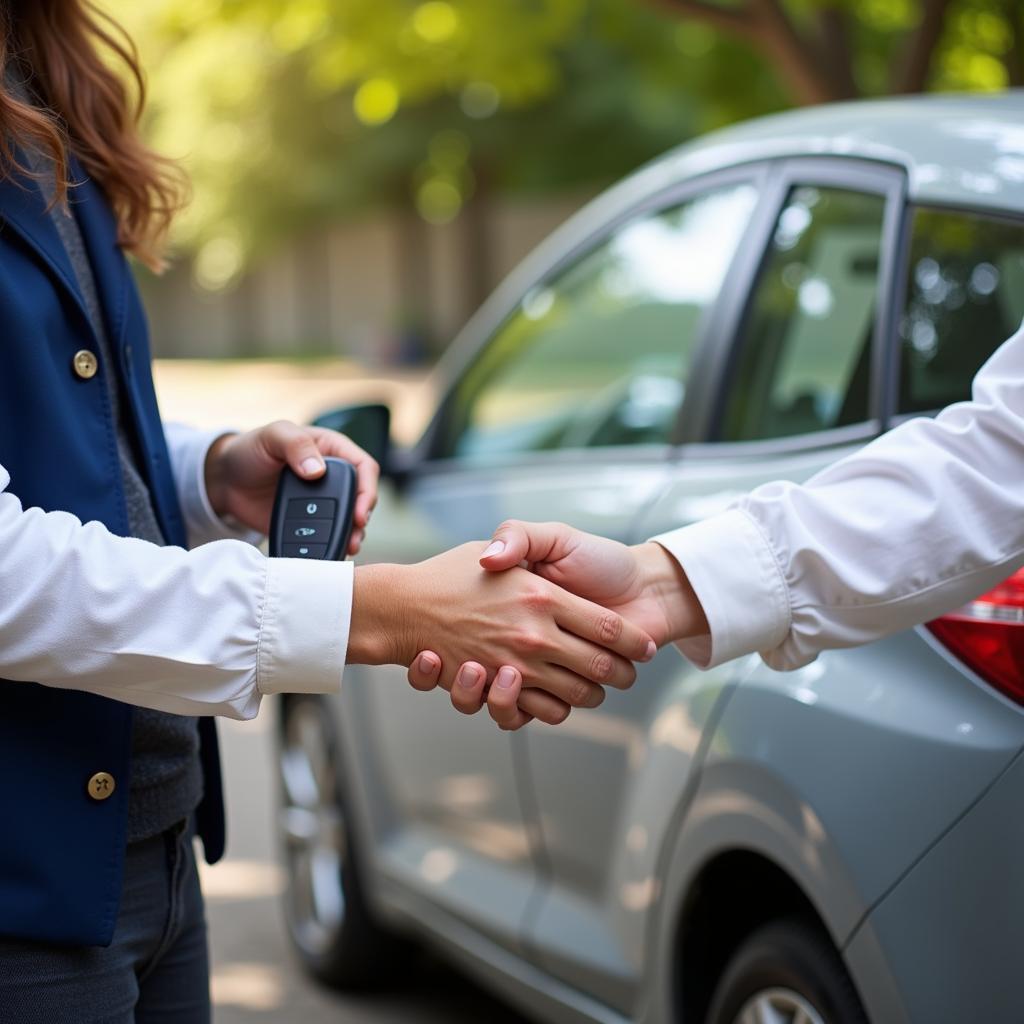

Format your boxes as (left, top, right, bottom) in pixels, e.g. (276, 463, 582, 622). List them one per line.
(407, 522, 708, 729)
(204, 421, 379, 554)
(481, 521, 703, 646)
(349, 542, 657, 726)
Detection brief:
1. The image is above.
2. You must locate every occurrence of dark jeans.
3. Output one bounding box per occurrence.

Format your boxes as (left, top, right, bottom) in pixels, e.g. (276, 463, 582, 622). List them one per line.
(0, 820, 210, 1024)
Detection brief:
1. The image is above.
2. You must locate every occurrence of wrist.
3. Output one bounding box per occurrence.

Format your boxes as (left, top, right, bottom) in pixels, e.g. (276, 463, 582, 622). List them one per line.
(203, 433, 236, 520)
(634, 541, 709, 643)
(349, 563, 413, 666)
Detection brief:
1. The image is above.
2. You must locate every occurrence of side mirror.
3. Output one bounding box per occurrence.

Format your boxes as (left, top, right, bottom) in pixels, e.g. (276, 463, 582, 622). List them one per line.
(313, 403, 391, 469)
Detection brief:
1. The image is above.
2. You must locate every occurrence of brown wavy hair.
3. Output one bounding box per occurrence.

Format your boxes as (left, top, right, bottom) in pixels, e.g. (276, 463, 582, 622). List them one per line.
(0, 1, 187, 271)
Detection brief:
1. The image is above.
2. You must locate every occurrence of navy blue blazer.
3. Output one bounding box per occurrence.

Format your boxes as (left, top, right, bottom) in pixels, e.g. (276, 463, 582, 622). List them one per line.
(0, 160, 225, 947)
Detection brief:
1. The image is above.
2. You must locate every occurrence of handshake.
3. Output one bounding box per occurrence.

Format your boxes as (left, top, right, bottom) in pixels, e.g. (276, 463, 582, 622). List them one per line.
(349, 519, 709, 731)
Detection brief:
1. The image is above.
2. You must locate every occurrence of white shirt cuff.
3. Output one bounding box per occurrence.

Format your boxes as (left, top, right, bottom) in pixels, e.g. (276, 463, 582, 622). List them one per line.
(651, 508, 791, 668)
(257, 558, 353, 696)
(171, 427, 264, 549)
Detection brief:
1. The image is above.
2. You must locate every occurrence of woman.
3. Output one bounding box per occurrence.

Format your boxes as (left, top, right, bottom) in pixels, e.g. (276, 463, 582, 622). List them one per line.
(0, 4, 654, 1020)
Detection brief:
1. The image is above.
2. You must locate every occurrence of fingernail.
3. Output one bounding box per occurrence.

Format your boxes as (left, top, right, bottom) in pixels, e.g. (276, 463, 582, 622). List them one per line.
(482, 540, 505, 558)
(645, 641, 657, 661)
(457, 665, 483, 689)
(301, 457, 324, 476)
(418, 654, 437, 674)
(494, 667, 517, 689)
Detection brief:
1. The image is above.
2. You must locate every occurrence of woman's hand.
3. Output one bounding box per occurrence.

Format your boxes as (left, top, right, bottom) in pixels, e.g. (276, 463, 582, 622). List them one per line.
(349, 542, 656, 724)
(203, 421, 379, 554)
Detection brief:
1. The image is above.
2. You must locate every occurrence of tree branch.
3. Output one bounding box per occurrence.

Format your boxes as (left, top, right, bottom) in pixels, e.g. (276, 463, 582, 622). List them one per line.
(892, 0, 953, 95)
(654, 0, 845, 105)
(653, 0, 756, 37)
(747, 0, 842, 104)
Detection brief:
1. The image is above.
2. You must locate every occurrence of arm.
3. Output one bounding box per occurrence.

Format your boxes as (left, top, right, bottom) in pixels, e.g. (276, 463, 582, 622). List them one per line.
(424, 322, 1024, 713)
(0, 464, 348, 720)
(1, 423, 652, 720)
(657, 319, 1024, 669)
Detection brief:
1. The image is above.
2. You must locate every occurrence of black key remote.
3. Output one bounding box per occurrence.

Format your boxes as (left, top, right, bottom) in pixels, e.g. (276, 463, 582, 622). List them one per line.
(269, 457, 358, 561)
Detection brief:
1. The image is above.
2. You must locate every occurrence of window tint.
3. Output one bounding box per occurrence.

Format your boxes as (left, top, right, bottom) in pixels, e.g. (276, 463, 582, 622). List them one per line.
(441, 184, 758, 460)
(899, 207, 1024, 413)
(721, 186, 887, 441)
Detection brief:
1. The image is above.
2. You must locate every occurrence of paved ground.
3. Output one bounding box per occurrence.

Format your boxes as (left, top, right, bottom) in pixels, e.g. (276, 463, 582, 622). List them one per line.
(155, 359, 529, 1022)
(152, 358, 433, 444)
(206, 712, 530, 1024)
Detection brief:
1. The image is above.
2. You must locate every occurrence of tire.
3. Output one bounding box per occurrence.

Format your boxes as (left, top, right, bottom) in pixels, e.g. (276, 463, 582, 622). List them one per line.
(706, 918, 868, 1024)
(277, 696, 411, 990)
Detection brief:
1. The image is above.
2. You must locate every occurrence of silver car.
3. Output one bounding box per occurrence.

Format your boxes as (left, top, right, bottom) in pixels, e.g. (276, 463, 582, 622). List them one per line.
(276, 93, 1024, 1023)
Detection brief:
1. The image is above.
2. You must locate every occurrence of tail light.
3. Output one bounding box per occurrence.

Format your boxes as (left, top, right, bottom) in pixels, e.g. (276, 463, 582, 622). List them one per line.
(927, 568, 1024, 705)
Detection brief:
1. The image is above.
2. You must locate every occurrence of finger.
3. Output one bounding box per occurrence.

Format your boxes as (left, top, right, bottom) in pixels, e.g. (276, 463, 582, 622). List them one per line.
(516, 688, 570, 726)
(547, 631, 638, 690)
(487, 666, 528, 730)
(522, 665, 606, 710)
(480, 520, 581, 572)
(407, 651, 442, 692)
(260, 421, 327, 480)
(450, 662, 488, 716)
(310, 428, 380, 530)
(553, 592, 656, 665)
(348, 528, 366, 556)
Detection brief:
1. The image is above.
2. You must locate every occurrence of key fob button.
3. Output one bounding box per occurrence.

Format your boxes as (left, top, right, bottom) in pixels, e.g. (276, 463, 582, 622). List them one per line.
(283, 542, 329, 559)
(286, 498, 338, 519)
(284, 518, 333, 541)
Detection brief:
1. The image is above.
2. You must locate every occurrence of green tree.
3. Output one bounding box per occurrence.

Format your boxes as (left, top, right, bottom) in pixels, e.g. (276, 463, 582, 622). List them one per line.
(106, 0, 1021, 301)
(654, 0, 1024, 103)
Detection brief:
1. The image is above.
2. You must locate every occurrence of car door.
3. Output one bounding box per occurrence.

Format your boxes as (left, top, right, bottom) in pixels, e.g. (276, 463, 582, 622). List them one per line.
(518, 158, 908, 1015)
(346, 169, 764, 956)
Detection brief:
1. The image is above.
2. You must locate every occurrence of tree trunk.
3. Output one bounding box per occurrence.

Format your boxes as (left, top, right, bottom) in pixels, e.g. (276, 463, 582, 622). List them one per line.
(815, 6, 859, 100)
(460, 162, 493, 325)
(891, 0, 952, 94)
(1004, 0, 1024, 87)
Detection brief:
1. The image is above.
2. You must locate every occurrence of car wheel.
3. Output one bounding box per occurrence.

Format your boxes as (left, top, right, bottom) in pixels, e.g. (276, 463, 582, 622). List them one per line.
(706, 918, 867, 1024)
(277, 695, 410, 990)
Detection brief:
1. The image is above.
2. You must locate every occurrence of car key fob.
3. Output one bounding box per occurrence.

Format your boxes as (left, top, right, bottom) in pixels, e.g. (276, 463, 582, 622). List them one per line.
(269, 457, 358, 560)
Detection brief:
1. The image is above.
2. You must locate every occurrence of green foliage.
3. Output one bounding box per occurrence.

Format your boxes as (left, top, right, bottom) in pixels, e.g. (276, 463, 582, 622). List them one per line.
(102, 0, 1022, 285)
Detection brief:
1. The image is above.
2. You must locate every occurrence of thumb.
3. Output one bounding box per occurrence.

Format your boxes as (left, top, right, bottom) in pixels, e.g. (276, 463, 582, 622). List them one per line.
(480, 520, 579, 572)
(262, 421, 326, 480)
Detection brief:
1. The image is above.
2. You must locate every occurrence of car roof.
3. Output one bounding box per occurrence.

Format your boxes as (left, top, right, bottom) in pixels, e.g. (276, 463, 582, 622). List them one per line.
(431, 92, 1024, 404)
(607, 90, 1024, 216)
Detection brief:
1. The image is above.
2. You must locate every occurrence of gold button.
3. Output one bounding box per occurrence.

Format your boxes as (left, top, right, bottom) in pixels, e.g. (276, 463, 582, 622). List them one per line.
(72, 350, 99, 380)
(87, 772, 116, 801)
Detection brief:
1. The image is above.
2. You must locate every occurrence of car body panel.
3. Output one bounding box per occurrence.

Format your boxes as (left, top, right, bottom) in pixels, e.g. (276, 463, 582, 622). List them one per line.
(848, 744, 1024, 1022)
(518, 655, 739, 1014)
(312, 93, 1024, 1024)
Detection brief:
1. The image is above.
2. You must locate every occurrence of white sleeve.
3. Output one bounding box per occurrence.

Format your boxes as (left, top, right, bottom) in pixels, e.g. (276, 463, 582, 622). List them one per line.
(163, 422, 263, 548)
(0, 466, 352, 719)
(653, 322, 1024, 671)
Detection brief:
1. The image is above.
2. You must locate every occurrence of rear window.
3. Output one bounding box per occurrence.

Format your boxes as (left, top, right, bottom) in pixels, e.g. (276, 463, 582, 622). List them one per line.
(899, 207, 1024, 413)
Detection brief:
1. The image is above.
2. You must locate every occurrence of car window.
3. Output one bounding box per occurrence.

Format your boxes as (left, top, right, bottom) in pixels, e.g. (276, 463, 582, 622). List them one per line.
(720, 186, 887, 442)
(440, 183, 758, 461)
(899, 207, 1024, 414)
